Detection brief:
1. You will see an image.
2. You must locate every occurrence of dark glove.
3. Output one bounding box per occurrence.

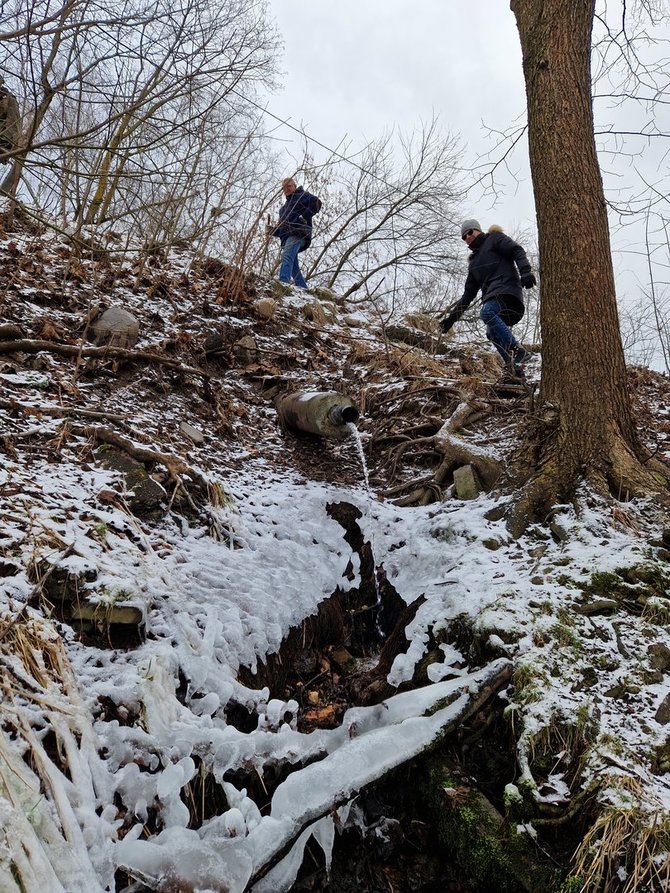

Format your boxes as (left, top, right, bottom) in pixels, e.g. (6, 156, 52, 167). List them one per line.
(520, 272, 537, 289)
(439, 316, 455, 334)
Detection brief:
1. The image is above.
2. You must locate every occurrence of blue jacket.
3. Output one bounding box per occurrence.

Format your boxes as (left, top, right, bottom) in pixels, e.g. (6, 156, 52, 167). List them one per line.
(274, 187, 322, 251)
(447, 230, 532, 323)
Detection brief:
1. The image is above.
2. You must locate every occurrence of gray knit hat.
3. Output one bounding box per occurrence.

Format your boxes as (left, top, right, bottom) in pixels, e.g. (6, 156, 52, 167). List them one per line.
(460, 219, 481, 238)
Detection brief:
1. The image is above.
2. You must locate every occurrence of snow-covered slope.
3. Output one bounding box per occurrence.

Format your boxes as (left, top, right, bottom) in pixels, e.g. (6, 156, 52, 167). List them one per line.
(2, 228, 670, 892)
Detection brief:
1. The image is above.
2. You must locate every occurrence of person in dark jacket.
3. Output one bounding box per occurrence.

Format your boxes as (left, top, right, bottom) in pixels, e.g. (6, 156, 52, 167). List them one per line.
(440, 219, 536, 377)
(273, 177, 322, 288)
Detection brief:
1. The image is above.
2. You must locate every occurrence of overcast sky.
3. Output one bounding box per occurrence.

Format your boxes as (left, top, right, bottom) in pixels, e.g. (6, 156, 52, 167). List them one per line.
(267, 1, 534, 235)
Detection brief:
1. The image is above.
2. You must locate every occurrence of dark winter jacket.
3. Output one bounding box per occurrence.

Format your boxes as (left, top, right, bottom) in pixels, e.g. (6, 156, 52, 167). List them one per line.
(443, 229, 533, 327)
(273, 186, 322, 251)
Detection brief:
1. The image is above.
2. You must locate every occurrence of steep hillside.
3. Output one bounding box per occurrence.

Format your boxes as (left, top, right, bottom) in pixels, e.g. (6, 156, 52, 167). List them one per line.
(2, 223, 670, 893)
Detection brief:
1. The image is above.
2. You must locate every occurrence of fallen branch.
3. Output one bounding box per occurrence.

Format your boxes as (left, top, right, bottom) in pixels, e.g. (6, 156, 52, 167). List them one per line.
(76, 425, 211, 493)
(0, 338, 206, 376)
(0, 398, 129, 422)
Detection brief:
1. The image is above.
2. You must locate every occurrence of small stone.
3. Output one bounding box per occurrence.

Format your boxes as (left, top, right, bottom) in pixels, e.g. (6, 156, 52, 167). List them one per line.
(253, 297, 277, 320)
(453, 464, 481, 500)
(649, 643, 670, 672)
(330, 646, 356, 675)
(233, 334, 257, 365)
(550, 519, 570, 542)
(655, 693, 670, 725)
(484, 505, 506, 522)
(180, 421, 205, 445)
(307, 690, 320, 706)
(483, 538, 502, 551)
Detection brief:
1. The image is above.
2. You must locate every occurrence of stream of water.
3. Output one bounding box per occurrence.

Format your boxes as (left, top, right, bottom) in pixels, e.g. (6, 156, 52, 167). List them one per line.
(347, 422, 370, 491)
(346, 422, 386, 637)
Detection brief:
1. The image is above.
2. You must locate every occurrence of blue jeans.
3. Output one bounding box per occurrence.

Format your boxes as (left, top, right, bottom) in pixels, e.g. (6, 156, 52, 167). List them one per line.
(279, 236, 308, 288)
(480, 297, 521, 362)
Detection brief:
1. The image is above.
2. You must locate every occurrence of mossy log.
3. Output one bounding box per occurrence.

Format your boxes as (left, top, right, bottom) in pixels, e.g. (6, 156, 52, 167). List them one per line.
(421, 756, 552, 892)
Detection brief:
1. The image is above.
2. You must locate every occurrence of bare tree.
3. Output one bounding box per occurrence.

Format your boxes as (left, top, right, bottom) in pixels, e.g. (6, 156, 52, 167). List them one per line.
(300, 119, 465, 307)
(0, 0, 280, 248)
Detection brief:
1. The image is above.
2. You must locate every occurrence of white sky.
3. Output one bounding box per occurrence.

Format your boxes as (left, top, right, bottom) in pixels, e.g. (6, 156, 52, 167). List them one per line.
(267, 1, 533, 232)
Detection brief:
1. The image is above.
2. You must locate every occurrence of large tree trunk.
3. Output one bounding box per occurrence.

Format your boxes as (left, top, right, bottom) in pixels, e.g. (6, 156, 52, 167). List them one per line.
(509, 0, 665, 530)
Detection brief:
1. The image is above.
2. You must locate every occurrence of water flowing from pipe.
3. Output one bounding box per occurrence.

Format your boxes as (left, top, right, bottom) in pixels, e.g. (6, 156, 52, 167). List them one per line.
(346, 423, 384, 636)
(347, 422, 370, 492)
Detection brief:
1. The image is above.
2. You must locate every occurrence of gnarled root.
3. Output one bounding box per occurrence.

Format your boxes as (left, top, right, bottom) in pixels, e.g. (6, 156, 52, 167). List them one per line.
(385, 398, 500, 506)
(505, 426, 670, 539)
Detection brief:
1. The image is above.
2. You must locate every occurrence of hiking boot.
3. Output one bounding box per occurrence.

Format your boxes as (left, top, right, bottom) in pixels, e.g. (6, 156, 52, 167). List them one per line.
(512, 346, 532, 366)
(510, 346, 532, 377)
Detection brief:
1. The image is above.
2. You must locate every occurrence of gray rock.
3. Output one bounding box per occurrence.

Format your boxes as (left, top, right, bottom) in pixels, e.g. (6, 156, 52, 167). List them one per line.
(92, 307, 139, 349)
(233, 334, 257, 365)
(95, 446, 167, 518)
(649, 643, 670, 672)
(655, 692, 670, 725)
(180, 421, 205, 445)
(453, 464, 481, 500)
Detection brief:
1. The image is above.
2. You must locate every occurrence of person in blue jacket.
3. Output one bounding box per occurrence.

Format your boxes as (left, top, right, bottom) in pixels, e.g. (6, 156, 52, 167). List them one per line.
(273, 177, 322, 289)
(440, 219, 536, 377)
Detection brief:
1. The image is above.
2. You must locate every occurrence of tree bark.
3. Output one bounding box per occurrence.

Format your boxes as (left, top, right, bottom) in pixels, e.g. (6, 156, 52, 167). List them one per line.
(510, 0, 666, 527)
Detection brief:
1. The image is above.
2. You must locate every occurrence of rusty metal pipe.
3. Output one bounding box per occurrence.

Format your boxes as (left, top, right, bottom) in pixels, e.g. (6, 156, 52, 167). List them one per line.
(275, 391, 360, 440)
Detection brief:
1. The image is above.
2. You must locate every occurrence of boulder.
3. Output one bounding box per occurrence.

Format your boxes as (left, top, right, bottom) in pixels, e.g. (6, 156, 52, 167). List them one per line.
(91, 307, 139, 349)
(95, 445, 167, 518)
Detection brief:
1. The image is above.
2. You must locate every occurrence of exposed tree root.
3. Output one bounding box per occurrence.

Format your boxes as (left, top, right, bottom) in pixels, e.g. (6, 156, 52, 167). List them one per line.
(505, 425, 670, 538)
(382, 398, 500, 506)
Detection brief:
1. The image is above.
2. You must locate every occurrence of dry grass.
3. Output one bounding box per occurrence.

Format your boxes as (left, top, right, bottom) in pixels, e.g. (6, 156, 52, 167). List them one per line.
(0, 611, 68, 692)
(348, 340, 452, 379)
(573, 776, 670, 893)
